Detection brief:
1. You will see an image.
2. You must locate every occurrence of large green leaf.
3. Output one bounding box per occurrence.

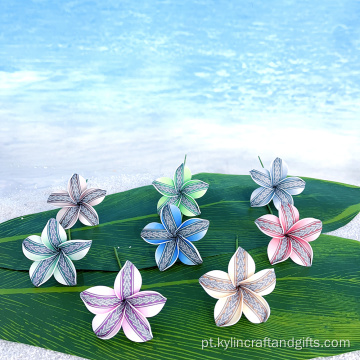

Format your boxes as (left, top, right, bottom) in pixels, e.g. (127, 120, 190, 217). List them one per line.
(0, 234, 358, 360)
(0, 174, 358, 271)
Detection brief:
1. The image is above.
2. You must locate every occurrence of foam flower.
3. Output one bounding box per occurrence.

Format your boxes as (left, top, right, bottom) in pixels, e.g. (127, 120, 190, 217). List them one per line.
(249, 157, 305, 209)
(22, 218, 92, 287)
(152, 161, 209, 216)
(80, 261, 166, 342)
(141, 204, 209, 271)
(199, 247, 276, 327)
(255, 203, 322, 266)
(47, 173, 106, 229)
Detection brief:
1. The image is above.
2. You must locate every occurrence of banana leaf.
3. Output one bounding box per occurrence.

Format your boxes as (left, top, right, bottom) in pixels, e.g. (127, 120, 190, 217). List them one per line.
(0, 234, 358, 360)
(0, 174, 358, 271)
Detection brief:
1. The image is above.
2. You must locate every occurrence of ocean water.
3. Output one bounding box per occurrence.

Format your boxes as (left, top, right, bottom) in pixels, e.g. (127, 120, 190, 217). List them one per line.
(0, 0, 359, 197)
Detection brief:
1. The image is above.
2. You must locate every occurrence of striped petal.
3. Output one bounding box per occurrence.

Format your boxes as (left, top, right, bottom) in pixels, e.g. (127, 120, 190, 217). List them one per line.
(279, 203, 299, 233)
(214, 291, 242, 327)
(181, 179, 209, 199)
(23, 235, 56, 261)
(277, 176, 306, 195)
(178, 194, 201, 216)
(270, 157, 288, 185)
(255, 214, 283, 238)
(122, 303, 153, 342)
(176, 218, 209, 242)
(173, 163, 191, 191)
(58, 240, 92, 261)
(29, 254, 59, 287)
(239, 269, 276, 296)
(47, 190, 76, 207)
(54, 252, 77, 286)
(288, 218, 322, 242)
(178, 237, 203, 266)
(241, 288, 270, 323)
(290, 237, 313, 267)
(127, 291, 166, 318)
(156, 195, 180, 214)
(267, 236, 292, 265)
(56, 206, 80, 229)
(199, 270, 237, 299)
(41, 218, 67, 251)
(152, 177, 178, 197)
(160, 204, 182, 235)
(92, 302, 125, 340)
(80, 188, 106, 206)
(250, 187, 275, 207)
(273, 188, 294, 209)
(228, 247, 255, 287)
(68, 173, 87, 203)
(114, 261, 142, 300)
(155, 240, 179, 271)
(79, 203, 99, 226)
(141, 222, 174, 245)
(249, 168, 272, 188)
(80, 286, 123, 315)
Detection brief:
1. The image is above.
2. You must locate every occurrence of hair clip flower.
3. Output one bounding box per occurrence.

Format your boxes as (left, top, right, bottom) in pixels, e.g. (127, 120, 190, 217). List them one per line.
(47, 173, 106, 229)
(141, 204, 209, 271)
(255, 203, 322, 266)
(249, 157, 305, 209)
(80, 261, 166, 342)
(152, 159, 209, 216)
(199, 247, 276, 327)
(22, 218, 92, 287)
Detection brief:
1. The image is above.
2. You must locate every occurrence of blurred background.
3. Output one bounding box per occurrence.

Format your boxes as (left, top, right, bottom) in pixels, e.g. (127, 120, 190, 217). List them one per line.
(0, 0, 359, 199)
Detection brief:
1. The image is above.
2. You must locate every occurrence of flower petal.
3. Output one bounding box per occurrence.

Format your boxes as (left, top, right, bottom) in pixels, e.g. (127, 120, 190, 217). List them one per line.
(68, 173, 87, 203)
(53, 252, 77, 286)
(80, 286, 123, 315)
(250, 187, 275, 207)
(274, 188, 294, 209)
(241, 288, 270, 323)
(122, 303, 153, 342)
(92, 303, 125, 340)
(160, 204, 182, 234)
(249, 168, 272, 188)
(23, 235, 56, 261)
(279, 203, 299, 234)
(277, 176, 306, 195)
(127, 291, 166, 318)
(173, 163, 191, 191)
(239, 269, 276, 296)
(290, 237, 313, 267)
(214, 291, 242, 327)
(80, 188, 106, 206)
(178, 237, 203, 266)
(288, 218, 323, 242)
(181, 179, 209, 199)
(179, 194, 201, 216)
(114, 261, 142, 300)
(267, 237, 292, 265)
(152, 177, 178, 197)
(141, 222, 174, 245)
(56, 206, 80, 229)
(228, 247, 255, 287)
(199, 270, 237, 299)
(29, 254, 59, 287)
(156, 195, 180, 214)
(41, 218, 67, 251)
(255, 214, 283, 238)
(270, 157, 288, 185)
(47, 190, 76, 207)
(58, 240, 92, 261)
(155, 240, 179, 271)
(79, 203, 99, 226)
(176, 218, 209, 241)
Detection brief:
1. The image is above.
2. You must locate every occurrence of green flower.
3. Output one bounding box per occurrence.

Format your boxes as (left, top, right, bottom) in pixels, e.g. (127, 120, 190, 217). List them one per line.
(152, 162, 209, 216)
